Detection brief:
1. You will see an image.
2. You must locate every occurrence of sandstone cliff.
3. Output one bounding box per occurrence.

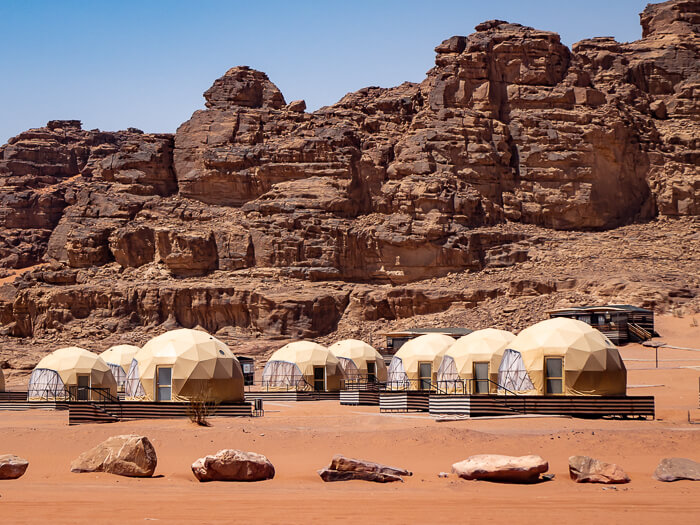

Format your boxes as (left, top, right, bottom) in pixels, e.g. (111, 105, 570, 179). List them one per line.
(0, 1, 698, 371)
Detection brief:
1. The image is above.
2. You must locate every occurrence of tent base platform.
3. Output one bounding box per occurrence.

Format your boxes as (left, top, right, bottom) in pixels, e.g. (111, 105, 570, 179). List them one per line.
(245, 391, 340, 402)
(428, 394, 655, 419)
(68, 401, 257, 425)
(380, 391, 431, 412)
(340, 390, 380, 405)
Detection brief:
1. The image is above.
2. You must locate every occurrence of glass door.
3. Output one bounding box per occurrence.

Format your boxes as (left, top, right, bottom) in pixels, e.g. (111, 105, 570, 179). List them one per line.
(367, 362, 376, 384)
(77, 374, 90, 401)
(418, 362, 432, 391)
(313, 366, 325, 391)
(545, 357, 563, 394)
(157, 367, 172, 401)
(473, 362, 489, 394)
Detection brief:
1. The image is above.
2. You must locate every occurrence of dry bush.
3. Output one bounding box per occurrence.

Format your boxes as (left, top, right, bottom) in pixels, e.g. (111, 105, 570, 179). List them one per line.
(186, 387, 218, 427)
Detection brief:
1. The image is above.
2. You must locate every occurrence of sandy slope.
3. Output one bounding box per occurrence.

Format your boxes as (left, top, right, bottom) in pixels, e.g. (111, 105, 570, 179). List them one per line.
(1, 316, 699, 524)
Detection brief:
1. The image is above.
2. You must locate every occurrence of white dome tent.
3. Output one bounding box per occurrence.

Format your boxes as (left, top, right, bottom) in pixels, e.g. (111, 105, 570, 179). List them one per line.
(387, 334, 455, 391)
(100, 344, 140, 391)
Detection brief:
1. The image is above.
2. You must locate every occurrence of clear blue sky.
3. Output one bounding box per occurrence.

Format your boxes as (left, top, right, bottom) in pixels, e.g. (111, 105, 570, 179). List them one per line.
(0, 0, 649, 144)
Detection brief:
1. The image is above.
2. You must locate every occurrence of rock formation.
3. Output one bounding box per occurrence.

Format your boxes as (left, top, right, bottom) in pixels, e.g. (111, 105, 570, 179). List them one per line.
(569, 455, 631, 484)
(0, 454, 29, 479)
(191, 449, 275, 482)
(451, 454, 549, 482)
(0, 1, 698, 363)
(70, 434, 157, 477)
(318, 454, 412, 482)
(653, 457, 700, 481)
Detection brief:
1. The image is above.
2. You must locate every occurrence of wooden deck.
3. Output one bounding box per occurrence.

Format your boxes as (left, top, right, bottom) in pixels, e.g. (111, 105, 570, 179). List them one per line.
(340, 390, 380, 406)
(379, 391, 431, 412)
(245, 391, 340, 402)
(428, 394, 655, 419)
(68, 401, 255, 425)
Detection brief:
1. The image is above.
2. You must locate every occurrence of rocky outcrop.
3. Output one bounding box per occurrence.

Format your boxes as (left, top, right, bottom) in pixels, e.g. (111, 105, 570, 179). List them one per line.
(452, 454, 548, 482)
(70, 434, 157, 477)
(318, 455, 412, 483)
(653, 457, 700, 481)
(191, 449, 275, 482)
(0, 1, 698, 342)
(0, 454, 29, 479)
(569, 455, 631, 484)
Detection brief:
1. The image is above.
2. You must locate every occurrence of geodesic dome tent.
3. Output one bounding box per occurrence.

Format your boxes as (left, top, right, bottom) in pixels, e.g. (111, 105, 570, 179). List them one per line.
(125, 329, 244, 402)
(328, 339, 387, 383)
(100, 344, 140, 390)
(498, 318, 627, 396)
(262, 341, 344, 391)
(387, 334, 455, 391)
(437, 328, 515, 393)
(28, 347, 117, 401)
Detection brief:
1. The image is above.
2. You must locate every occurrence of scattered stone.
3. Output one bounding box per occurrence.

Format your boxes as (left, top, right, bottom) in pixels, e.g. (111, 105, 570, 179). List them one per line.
(191, 449, 275, 482)
(70, 435, 157, 477)
(653, 457, 700, 482)
(452, 454, 548, 482)
(318, 455, 412, 483)
(438, 472, 450, 478)
(569, 456, 630, 484)
(0, 455, 29, 479)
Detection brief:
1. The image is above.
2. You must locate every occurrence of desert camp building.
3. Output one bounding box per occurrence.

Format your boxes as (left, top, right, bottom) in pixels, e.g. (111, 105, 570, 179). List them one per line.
(548, 305, 656, 344)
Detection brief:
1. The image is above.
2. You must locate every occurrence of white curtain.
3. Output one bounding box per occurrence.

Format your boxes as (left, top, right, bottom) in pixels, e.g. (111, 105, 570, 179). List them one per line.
(337, 357, 360, 380)
(125, 359, 146, 398)
(28, 368, 67, 400)
(261, 361, 305, 389)
(107, 363, 126, 389)
(436, 355, 462, 392)
(498, 349, 535, 393)
(387, 356, 408, 389)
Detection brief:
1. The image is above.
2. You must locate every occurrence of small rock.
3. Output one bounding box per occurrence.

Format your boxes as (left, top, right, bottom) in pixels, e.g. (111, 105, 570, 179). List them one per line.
(452, 454, 548, 483)
(287, 99, 306, 113)
(0, 455, 29, 479)
(70, 435, 157, 477)
(653, 457, 700, 482)
(569, 455, 630, 484)
(318, 455, 412, 483)
(438, 472, 450, 478)
(191, 449, 275, 482)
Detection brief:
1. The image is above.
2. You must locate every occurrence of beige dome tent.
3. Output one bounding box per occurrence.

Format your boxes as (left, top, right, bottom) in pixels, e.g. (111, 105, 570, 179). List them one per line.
(499, 318, 626, 396)
(28, 347, 117, 401)
(100, 344, 140, 391)
(329, 339, 387, 384)
(125, 329, 244, 402)
(262, 341, 344, 392)
(387, 334, 455, 391)
(437, 329, 515, 394)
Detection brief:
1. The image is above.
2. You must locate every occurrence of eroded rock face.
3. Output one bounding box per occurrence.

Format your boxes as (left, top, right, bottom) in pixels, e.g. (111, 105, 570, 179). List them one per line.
(70, 434, 157, 477)
(452, 454, 548, 482)
(569, 455, 631, 484)
(0, 454, 29, 479)
(0, 1, 698, 342)
(191, 449, 275, 482)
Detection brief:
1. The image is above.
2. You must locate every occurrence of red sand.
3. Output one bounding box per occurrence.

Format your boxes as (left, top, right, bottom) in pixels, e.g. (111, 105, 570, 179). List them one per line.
(1, 315, 699, 524)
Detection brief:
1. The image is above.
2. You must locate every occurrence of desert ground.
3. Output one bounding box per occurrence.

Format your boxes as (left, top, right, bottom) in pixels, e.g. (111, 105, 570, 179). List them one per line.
(1, 315, 699, 524)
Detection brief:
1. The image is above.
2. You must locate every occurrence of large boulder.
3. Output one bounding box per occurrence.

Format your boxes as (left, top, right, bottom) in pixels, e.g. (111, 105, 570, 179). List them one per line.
(0, 454, 29, 479)
(452, 454, 548, 482)
(70, 435, 157, 477)
(191, 449, 275, 482)
(318, 454, 412, 483)
(569, 455, 630, 484)
(653, 457, 700, 482)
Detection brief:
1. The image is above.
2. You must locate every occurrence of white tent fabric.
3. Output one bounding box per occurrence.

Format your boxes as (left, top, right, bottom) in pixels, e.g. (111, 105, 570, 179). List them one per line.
(337, 357, 360, 379)
(436, 355, 463, 392)
(497, 349, 535, 393)
(107, 363, 126, 388)
(262, 360, 305, 389)
(28, 368, 68, 400)
(125, 359, 146, 399)
(387, 356, 407, 388)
